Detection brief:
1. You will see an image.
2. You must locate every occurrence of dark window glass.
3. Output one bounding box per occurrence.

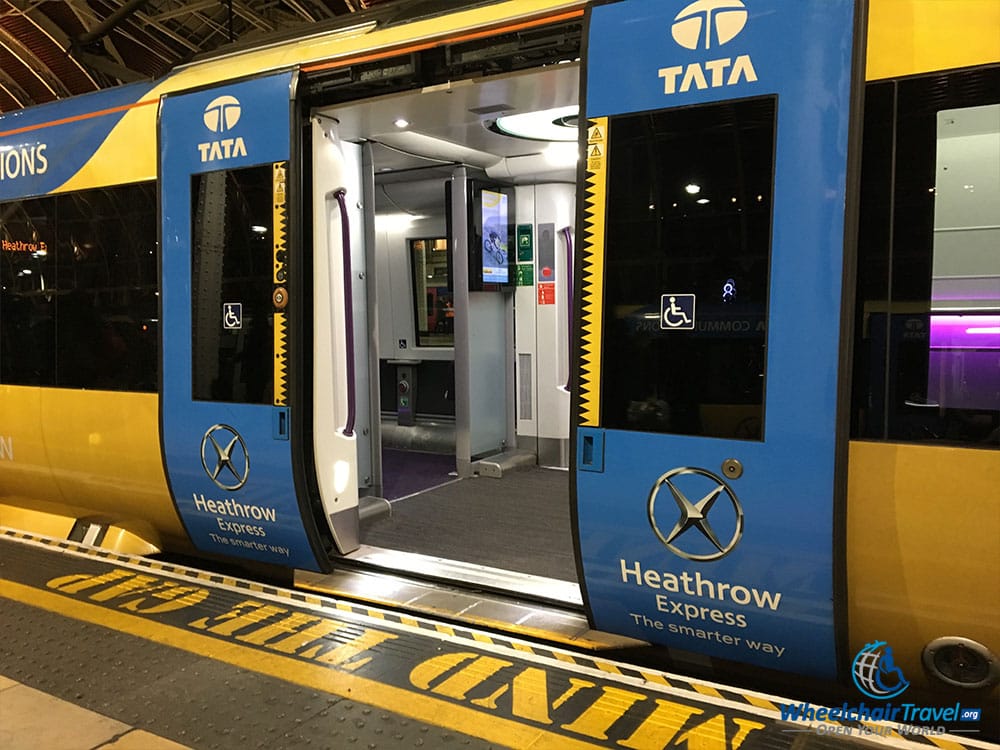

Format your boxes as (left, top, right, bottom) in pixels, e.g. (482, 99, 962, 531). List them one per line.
(409, 237, 453, 347)
(853, 66, 1000, 447)
(191, 165, 274, 405)
(53, 187, 158, 390)
(0, 198, 56, 385)
(1, 184, 156, 390)
(600, 97, 775, 439)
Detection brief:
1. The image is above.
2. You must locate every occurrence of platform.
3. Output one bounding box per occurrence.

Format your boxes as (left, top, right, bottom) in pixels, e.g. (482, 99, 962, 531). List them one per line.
(1, 528, 993, 750)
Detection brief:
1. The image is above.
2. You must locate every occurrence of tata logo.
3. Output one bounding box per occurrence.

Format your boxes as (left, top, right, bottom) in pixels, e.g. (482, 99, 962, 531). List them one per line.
(672, 0, 748, 50)
(198, 94, 247, 163)
(658, 0, 757, 96)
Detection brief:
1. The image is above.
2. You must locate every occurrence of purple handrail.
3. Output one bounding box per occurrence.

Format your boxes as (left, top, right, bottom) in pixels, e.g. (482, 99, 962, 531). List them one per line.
(561, 226, 573, 392)
(333, 188, 356, 438)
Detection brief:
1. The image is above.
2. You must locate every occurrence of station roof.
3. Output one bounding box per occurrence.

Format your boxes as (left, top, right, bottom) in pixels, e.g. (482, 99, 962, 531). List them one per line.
(0, 0, 401, 114)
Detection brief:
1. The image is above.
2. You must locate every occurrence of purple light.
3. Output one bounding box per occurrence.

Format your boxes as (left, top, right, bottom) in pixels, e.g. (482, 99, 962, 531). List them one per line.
(930, 314, 1000, 350)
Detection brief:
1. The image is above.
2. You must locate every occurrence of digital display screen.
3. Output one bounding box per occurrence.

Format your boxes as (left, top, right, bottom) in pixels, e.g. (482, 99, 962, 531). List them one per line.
(480, 189, 509, 284)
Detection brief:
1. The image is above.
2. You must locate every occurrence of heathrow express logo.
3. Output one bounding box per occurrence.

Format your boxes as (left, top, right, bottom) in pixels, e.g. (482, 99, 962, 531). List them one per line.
(671, 0, 748, 50)
(203, 95, 242, 132)
(647, 467, 744, 561)
(200, 424, 250, 491)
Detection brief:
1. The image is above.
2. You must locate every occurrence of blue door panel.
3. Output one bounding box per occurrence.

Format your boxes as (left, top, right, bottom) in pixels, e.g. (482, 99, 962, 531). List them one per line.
(577, 0, 860, 678)
(160, 72, 323, 571)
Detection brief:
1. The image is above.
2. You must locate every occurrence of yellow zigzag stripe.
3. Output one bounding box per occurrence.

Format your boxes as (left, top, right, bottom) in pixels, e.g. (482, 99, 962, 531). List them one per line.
(273, 161, 289, 407)
(273, 161, 288, 284)
(274, 313, 288, 406)
(578, 118, 608, 427)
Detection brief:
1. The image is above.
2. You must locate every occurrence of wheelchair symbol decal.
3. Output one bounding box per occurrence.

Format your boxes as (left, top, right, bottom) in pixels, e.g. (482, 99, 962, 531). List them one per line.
(660, 294, 696, 330)
(223, 302, 243, 330)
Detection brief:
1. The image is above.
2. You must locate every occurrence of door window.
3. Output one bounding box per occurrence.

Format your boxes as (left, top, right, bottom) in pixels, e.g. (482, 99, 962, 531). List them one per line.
(191, 165, 274, 405)
(600, 97, 776, 440)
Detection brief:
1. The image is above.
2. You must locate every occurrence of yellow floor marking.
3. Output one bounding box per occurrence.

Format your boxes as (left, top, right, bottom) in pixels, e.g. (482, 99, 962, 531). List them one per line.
(512, 642, 536, 654)
(435, 624, 456, 637)
(640, 672, 672, 688)
(594, 660, 623, 675)
(0, 580, 608, 750)
(554, 652, 579, 665)
(692, 684, 724, 700)
(742, 694, 779, 713)
(927, 736, 969, 750)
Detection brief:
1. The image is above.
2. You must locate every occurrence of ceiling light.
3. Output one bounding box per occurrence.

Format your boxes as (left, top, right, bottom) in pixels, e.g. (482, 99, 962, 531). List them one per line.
(696, 198, 710, 204)
(685, 183, 701, 194)
(543, 141, 579, 167)
(375, 213, 425, 231)
(493, 105, 578, 141)
(394, 118, 409, 129)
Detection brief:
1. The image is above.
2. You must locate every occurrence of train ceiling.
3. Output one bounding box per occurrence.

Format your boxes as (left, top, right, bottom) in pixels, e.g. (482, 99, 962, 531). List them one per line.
(0, 0, 402, 114)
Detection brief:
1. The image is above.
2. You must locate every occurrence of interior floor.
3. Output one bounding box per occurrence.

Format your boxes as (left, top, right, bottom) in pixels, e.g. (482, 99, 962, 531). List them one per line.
(363, 461, 577, 583)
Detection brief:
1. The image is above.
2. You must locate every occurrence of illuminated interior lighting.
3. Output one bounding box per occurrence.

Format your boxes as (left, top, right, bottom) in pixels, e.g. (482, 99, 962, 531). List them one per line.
(251, 225, 267, 234)
(375, 213, 425, 231)
(685, 184, 701, 195)
(333, 460, 351, 494)
(543, 141, 578, 167)
(696, 198, 710, 204)
(493, 105, 578, 141)
(394, 118, 409, 129)
(967, 327, 1000, 335)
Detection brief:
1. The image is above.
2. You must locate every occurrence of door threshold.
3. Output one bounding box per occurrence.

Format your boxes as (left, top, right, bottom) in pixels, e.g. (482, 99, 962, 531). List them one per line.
(296, 546, 642, 650)
(342, 545, 583, 607)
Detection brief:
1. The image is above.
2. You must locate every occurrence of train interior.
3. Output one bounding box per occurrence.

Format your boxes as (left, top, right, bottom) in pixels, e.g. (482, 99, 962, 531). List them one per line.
(311, 62, 583, 603)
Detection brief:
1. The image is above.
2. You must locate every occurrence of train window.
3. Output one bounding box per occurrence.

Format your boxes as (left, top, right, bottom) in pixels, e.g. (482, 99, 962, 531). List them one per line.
(0, 185, 156, 391)
(409, 237, 453, 347)
(853, 66, 1000, 448)
(191, 165, 274, 405)
(53, 187, 158, 391)
(0, 197, 56, 385)
(600, 97, 775, 440)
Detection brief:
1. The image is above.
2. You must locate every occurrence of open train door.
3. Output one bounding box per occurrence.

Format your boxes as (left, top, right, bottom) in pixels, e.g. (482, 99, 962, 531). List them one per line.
(159, 71, 337, 571)
(574, 0, 866, 678)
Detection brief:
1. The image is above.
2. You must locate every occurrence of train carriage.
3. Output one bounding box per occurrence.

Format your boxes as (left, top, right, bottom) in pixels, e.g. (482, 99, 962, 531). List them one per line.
(1, 0, 997, 727)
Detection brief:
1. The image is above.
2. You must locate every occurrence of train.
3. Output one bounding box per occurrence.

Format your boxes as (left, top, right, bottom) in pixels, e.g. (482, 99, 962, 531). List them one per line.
(1, 0, 997, 727)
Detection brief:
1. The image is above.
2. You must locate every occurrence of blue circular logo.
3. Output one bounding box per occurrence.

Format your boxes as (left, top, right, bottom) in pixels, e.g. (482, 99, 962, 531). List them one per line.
(852, 641, 910, 700)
